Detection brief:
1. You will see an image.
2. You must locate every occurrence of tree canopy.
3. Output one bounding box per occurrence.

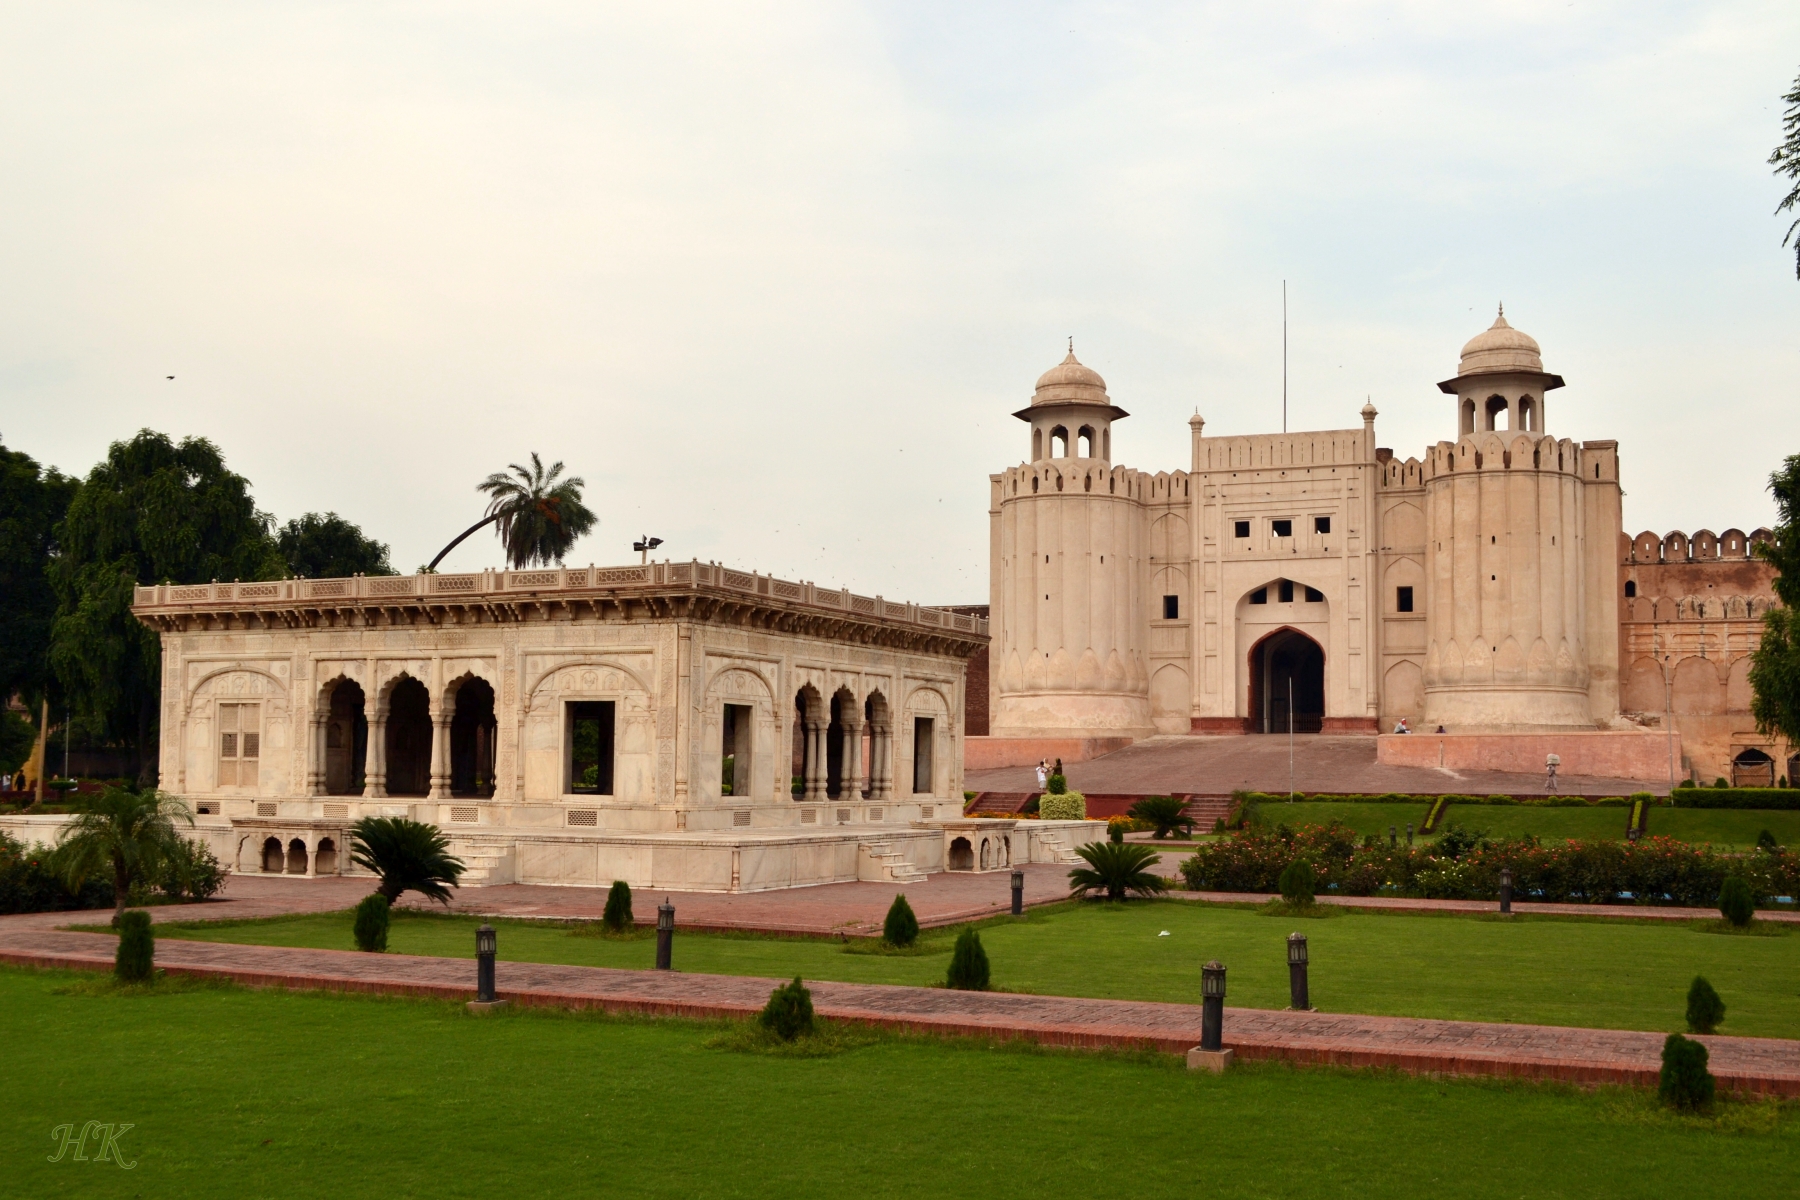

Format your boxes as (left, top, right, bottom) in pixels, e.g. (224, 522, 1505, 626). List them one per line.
(49, 430, 283, 782)
(0, 437, 77, 710)
(1749, 454, 1800, 747)
(278, 512, 396, 578)
(477, 454, 598, 569)
(1774, 68, 1800, 278)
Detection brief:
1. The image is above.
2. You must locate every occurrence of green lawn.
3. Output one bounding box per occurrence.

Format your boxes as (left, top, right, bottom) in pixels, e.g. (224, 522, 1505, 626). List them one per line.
(143, 899, 1800, 1038)
(1652, 808, 1800, 850)
(3, 966, 1794, 1200)
(1257, 800, 1800, 849)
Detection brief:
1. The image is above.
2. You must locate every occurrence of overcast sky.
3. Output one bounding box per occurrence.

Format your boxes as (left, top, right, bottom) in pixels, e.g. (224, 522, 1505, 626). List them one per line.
(3, 3, 1797, 603)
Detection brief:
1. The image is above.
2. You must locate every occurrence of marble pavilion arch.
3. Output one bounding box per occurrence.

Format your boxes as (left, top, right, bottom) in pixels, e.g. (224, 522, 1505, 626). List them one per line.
(134, 562, 1099, 892)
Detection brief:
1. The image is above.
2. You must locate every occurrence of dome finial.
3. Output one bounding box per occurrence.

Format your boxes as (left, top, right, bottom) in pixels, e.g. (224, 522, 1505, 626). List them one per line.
(1498, 301, 1504, 318)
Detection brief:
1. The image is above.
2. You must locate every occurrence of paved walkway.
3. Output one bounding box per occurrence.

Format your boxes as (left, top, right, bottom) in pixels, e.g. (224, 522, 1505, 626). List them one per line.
(967, 734, 1667, 798)
(3, 928, 1794, 1096)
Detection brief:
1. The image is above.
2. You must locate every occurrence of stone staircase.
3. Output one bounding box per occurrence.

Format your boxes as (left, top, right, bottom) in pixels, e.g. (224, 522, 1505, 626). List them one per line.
(858, 841, 927, 884)
(451, 842, 515, 886)
(1032, 829, 1086, 865)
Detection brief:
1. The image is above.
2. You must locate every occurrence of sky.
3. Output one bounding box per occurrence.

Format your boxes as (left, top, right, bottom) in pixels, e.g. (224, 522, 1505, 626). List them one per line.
(2, 2, 1797, 604)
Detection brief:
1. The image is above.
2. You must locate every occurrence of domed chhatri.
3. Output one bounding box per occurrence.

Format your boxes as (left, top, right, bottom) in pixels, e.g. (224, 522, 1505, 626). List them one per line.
(1032, 344, 1109, 405)
(1456, 305, 1546, 377)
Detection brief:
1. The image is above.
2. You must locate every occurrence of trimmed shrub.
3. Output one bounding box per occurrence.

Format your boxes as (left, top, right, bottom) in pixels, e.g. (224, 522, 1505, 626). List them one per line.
(759, 976, 816, 1041)
(114, 910, 154, 982)
(1278, 857, 1316, 905)
(1039, 792, 1086, 821)
(946, 927, 990, 991)
(1672, 786, 1800, 810)
(1756, 829, 1780, 852)
(353, 893, 390, 952)
(883, 893, 919, 947)
(1686, 976, 1726, 1034)
(603, 880, 634, 933)
(1107, 818, 1125, 844)
(1046, 772, 1068, 796)
(1718, 876, 1755, 927)
(1659, 1033, 1715, 1110)
(1713, 778, 1730, 788)
(158, 838, 226, 902)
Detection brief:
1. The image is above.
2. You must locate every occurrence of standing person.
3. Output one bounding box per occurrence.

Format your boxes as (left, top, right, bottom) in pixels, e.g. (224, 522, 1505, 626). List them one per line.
(1545, 752, 1561, 794)
(1034, 760, 1048, 791)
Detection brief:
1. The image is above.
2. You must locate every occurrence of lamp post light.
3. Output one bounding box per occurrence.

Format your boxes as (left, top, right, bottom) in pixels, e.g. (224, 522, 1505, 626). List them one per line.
(467, 923, 505, 1012)
(1287, 933, 1311, 1011)
(1200, 961, 1226, 1050)
(1010, 868, 1024, 916)
(633, 535, 665, 565)
(1405, 822, 1414, 847)
(1499, 867, 1513, 915)
(655, 899, 675, 970)
(1388, 824, 1397, 849)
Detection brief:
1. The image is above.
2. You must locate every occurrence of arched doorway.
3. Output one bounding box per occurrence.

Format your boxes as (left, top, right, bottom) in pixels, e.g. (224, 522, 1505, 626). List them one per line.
(449, 678, 497, 798)
(384, 678, 432, 796)
(1248, 628, 1325, 734)
(1732, 747, 1775, 788)
(325, 680, 367, 795)
(948, 836, 974, 871)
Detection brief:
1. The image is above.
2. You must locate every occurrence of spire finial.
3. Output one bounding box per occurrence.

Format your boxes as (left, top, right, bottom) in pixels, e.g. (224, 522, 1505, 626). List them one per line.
(1068, 335, 1074, 353)
(1497, 301, 1504, 318)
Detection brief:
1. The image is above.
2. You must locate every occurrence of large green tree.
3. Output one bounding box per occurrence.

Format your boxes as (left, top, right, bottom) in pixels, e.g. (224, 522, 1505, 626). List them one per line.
(49, 430, 282, 784)
(278, 512, 396, 578)
(1774, 68, 1800, 278)
(1749, 454, 1800, 749)
(0, 437, 78, 710)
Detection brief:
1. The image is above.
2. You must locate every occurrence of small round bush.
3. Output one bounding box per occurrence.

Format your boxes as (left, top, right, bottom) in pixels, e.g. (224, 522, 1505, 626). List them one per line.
(603, 880, 634, 933)
(1659, 1033, 1715, 1110)
(1686, 976, 1726, 1034)
(1278, 857, 1316, 905)
(114, 910, 154, 982)
(759, 976, 815, 1041)
(883, 893, 919, 948)
(353, 893, 390, 953)
(946, 927, 990, 991)
(1046, 772, 1067, 796)
(1756, 829, 1779, 852)
(1717, 876, 1754, 928)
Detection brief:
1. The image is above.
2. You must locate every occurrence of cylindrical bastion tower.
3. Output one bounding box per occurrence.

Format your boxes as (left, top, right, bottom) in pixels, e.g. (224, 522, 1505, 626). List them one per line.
(989, 348, 1152, 738)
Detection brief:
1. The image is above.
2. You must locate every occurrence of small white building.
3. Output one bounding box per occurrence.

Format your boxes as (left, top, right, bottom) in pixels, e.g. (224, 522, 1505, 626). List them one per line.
(130, 562, 1087, 890)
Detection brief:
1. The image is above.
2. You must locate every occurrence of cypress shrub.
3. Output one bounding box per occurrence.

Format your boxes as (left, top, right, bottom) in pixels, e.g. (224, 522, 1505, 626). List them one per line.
(883, 893, 918, 947)
(1756, 829, 1779, 851)
(946, 927, 990, 991)
(1659, 1033, 1715, 1110)
(114, 910, 154, 982)
(603, 880, 634, 933)
(1718, 876, 1755, 927)
(1046, 772, 1067, 795)
(759, 976, 816, 1041)
(353, 893, 390, 952)
(1278, 857, 1316, 905)
(1686, 976, 1726, 1034)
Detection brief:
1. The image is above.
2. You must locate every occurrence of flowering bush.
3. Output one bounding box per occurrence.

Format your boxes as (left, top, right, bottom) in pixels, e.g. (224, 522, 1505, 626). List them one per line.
(1177, 822, 1800, 906)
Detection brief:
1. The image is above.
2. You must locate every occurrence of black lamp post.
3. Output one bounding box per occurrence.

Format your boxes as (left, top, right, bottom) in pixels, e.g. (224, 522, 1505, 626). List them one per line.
(476, 924, 497, 1003)
(1010, 868, 1024, 916)
(1405, 822, 1414, 847)
(1499, 867, 1513, 915)
(1287, 932, 1311, 1011)
(1200, 960, 1226, 1052)
(655, 899, 675, 970)
(1388, 824, 1397, 849)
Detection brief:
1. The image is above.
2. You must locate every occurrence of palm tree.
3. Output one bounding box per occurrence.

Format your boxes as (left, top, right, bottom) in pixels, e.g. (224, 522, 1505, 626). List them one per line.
(349, 816, 465, 905)
(426, 454, 598, 571)
(55, 786, 195, 921)
(1127, 795, 1195, 840)
(1067, 842, 1169, 901)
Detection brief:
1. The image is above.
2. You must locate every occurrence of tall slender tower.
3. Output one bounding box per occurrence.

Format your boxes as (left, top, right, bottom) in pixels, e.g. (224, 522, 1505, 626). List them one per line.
(988, 347, 1152, 738)
(1422, 309, 1619, 728)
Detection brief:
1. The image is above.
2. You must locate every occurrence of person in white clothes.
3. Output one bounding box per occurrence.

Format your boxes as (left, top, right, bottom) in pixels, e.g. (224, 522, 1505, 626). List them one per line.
(1545, 752, 1561, 794)
(1034, 760, 1048, 791)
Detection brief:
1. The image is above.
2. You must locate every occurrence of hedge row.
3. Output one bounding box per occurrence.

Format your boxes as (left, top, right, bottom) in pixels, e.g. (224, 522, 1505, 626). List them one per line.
(1237, 791, 1641, 808)
(1178, 822, 1799, 906)
(1671, 787, 1800, 810)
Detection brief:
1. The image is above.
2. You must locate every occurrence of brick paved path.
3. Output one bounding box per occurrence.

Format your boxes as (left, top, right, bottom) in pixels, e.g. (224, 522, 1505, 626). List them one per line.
(968, 734, 1666, 798)
(4, 928, 1796, 1096)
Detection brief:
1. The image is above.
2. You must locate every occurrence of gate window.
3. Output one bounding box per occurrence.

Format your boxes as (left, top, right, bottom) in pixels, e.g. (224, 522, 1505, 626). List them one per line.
(1162, 595, 1180, 620)
(567, 701, 616, 795)
(1396, 586, 1414, 613)
(912, 717, 934, 794)
(722, 703, 753, 797)
(218, 703, 260, 788)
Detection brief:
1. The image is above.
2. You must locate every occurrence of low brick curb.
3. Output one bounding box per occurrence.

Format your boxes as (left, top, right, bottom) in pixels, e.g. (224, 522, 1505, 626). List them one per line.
(5, 929, 1796, 1096)
(1170, 891, 1800, 923)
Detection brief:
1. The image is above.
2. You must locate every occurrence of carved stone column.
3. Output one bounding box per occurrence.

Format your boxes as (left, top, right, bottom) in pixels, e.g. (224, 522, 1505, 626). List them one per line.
(308, 711, 328, 795)
(804, 720, 827, 802)
(427, 710, 452, 799)
(843, 717, 864, 801)
(366, 701, 388, 798)
(870, 723, 890, 801)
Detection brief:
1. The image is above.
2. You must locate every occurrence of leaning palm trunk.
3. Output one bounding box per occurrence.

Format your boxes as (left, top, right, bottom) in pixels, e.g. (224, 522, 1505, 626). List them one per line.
(55, 787, 195, 920)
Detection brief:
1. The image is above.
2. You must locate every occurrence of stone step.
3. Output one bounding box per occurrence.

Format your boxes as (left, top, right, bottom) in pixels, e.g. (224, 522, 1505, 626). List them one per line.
(860, 842, 928, 884)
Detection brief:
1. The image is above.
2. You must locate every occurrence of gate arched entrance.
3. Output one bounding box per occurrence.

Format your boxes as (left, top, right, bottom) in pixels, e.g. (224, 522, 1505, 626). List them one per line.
(1247, 628, 1325, 734)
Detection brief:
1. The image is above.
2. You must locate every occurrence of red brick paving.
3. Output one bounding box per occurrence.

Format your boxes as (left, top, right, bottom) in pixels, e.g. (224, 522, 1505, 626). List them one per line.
(3, 928, 1794, 1096)
(967, 734, 1668, 798)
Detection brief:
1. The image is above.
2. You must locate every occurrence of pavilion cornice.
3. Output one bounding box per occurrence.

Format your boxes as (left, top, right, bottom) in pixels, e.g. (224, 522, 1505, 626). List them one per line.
(131, 561, 988, 658)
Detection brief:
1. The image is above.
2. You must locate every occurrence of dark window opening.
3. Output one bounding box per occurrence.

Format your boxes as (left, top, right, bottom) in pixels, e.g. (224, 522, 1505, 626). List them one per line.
(1624, 580, 1637, 598)
(722, 703, 752, 797)
(1304, 586, 1324, 603)
(1234, 520, 1251, 538)
(1313, 516, 1330, 535)
(1271, 519, 1293, 538)
(1162, 595, 1179, 620)
(568, 701, 616, 795)
(1250, 588, 1267, 605)
(912, 717, 935, 794)
(1278, 580, 1295, 603)
(1397, 586, 1414, 612)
